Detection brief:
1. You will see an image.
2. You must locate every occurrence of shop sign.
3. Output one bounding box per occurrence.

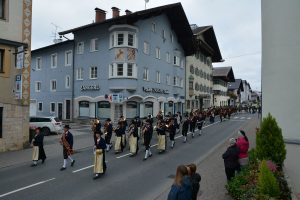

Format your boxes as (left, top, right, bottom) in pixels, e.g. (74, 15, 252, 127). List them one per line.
(16, 46, 24, 69)
(81, 85, 100, 91)
(15, 75, 22, 99)
(142, 87, 169, 94)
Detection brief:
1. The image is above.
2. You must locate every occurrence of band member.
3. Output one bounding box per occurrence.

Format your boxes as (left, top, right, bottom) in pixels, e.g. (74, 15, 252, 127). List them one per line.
(134, 116, 142, 138)
(114, 122, 124, 154)
(197, 114, 205, 136)
(93, 131, 107, 179)
(156, 110, 163, 121)
(104, 118, 113, 151)
(189, 113, 196, 138)
(129, 120, 139, 157)
(168, 118, 177, 148)
(119, 116, 127, 148)
(156, 119, 167, 153)
(31, 127, 46, 166)
(143, 119, 153, 160)
(60, 125, 75, 171)
(92, 118, 101, 145)
(182, 115, 190, 143)
(147, 113, 154, 125)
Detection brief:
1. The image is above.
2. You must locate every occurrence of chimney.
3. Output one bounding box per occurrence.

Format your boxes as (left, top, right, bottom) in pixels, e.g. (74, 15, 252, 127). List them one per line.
(111, 7, 120, 18)
(95, 8, 106, 23)
(125, 9, 132, 15)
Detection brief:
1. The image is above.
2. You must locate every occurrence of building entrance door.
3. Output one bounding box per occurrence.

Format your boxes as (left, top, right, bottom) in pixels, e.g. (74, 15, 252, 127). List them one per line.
(58, 103, 63, 120)
(66, 100, 71, 120)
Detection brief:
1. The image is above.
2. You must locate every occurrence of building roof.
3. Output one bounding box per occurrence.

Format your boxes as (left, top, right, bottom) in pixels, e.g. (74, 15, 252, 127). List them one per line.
(228, 79, 244, 91)
(59, 3, 194, 56)
(31, 40, 74, 53)
(212, 67, 235, 82)
(192, 26, 223, 62)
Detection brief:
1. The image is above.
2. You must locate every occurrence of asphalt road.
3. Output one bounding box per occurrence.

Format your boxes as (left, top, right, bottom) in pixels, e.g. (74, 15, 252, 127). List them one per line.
(0, 114, 255, 200)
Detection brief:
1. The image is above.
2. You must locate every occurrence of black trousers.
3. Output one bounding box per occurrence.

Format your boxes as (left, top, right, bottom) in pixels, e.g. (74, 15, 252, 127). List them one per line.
(190, 123, 196, 132)
(182, 129, 188, 137)
(170, 132, 175, 141)
(225, 167, 236, 181)
(105, 133, 112, 145)
(38, 146, 46, 161)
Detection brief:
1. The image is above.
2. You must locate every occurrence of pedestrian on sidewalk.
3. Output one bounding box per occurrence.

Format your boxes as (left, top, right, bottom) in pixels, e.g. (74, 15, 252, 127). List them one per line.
(93, 131, 106, 179)
(30, 127, 46, 167)
(222, 138, 240, 181)
(167, 165, 192, 200)
(60, 125, 75, 171)
(187, 164, 201, 200)
(236, 130, 250, 167)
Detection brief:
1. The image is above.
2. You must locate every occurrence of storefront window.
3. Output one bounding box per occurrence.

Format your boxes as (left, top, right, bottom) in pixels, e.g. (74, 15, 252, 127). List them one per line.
(144, 101, 153, 116)
(164, 101, 173, 115)
(79, 101, 90, 117)
(97, 101, 111, 119)
(126, 101, 138, 119)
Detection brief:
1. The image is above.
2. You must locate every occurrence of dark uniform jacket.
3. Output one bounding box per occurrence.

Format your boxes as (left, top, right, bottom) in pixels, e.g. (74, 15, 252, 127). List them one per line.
(222, 144, 240, 169)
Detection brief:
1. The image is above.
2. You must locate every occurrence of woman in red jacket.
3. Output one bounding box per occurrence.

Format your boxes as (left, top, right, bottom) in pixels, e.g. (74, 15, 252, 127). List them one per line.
(236, 130, 250, 167)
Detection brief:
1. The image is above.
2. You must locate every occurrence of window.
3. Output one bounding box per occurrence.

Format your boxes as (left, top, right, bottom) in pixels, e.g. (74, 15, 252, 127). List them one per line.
(117, 33, 124, 45)
(173, 76, 176, 86)
(128, 34, 134, 47)
(173, 56, 180, 66)
(155, 48, 160, 59)
(181, 60, 184, 68)
(170, 33, 174, 43)
(189, 81, 193, 90)
(76, 68, 83, 80)
(127, 63, 133, 77)
(109, 63, 137, 78)
(77, 42, 84, 54)
(38, 102, 43, 112)
(151, 22, 156, 32)
(90, 38, 99, 52)
(162, 29, 166, 40)
(65, 50, 72, 66)
(156, 71, 160, 83)
(36, 57, 42, 70)
(180, 79, 184, 87)
(143, 42, 150, 54)
(50, 80, 57, 92)
(51, 54, 57, 68)
(143, 68, 149, 81)
(35, 82, 41, 92)
(117, 64, 123, 76)
(190, 65, 194, 74)
(0, 107, 2, 138)
(166, 74, 170, 85)
(111, 34, 115, 47)
(166, 52, 170, 63)
(0, 49, 4, 73)
(0, 0, 5, 20)
(50, 102, 56, 113)
(65, 75, 70, 89)
(90, 66, 97, 79)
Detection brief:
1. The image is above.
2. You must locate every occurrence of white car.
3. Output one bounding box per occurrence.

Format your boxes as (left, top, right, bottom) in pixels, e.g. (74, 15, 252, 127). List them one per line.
(29, 116, 63, 135)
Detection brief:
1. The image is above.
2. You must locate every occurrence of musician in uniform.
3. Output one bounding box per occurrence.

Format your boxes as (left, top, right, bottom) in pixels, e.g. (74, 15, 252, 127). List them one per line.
(119, 116, 127, 148)
(114, 122, 124, 154)
(60, 125, 75, 171)
(129, 120, 139, 157)
(168, 118, 177, 148)
(92, 118, 101, 145)
(31, 127, 46, 166)
(104, 118, 113, 151)
(156, 119, 167, 153)
(143, 119, 153, 160)
(189, 113, 197, 138)
(134, 116, 142, 138)
(197, 113, 205, 136)
(182, 115, 190, 143)
(93, 131, 107, 179)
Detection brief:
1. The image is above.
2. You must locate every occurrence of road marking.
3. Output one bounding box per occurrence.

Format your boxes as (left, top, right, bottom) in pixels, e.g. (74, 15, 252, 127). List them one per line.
(72, 165, 94, 173)
(234, 117, 239, 119)
(0, 178, 55, 198)
(240, 117, 245, 119)
(247, 117, 251, 120)
(116, 153, 132, 159)
(230, 120, 246, 122)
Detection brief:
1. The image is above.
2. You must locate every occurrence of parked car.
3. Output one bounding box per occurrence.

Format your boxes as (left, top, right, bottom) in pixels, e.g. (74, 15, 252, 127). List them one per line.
(29, 116, 63, 135)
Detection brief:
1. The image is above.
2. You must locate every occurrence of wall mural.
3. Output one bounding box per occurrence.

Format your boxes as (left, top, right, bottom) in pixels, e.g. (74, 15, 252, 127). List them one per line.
(127, 48, 136, 61)
(115, 48, 125, 60)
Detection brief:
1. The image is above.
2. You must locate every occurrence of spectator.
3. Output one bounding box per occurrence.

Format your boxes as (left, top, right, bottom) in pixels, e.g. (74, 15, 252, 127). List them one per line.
(168, 165, 192, 200)
(236, 130, 250, 166)
(222, 138, 240, 181)
(187, 164, 201, 200)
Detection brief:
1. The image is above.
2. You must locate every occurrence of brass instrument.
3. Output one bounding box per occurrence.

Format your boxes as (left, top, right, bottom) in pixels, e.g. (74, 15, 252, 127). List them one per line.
(61, 134, 73, 155)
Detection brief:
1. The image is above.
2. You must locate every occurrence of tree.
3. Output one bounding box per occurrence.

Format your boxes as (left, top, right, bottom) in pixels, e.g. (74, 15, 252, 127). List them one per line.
(256, 113, 286, 167)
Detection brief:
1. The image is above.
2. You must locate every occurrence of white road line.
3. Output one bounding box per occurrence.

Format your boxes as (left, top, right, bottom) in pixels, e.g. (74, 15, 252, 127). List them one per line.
(240, 117, 245, 119)
(72, 165, 94, 173)
(247, 117, 251, 120)
(230, 120, 246, 122)
(0, 178, 55, 198)
(116, 153, 132, 159)
(234, 117, 239, 119)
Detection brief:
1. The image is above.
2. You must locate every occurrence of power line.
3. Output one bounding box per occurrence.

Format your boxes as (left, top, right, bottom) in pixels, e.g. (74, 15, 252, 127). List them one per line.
(223, 51, 261, 60)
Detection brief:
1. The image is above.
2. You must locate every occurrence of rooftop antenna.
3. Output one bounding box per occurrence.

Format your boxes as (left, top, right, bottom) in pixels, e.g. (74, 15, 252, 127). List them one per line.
(51, 22, 62, 43)
(145, 0, 149, 10)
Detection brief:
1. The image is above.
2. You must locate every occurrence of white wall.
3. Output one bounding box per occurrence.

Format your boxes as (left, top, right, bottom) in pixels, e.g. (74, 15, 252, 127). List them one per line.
(262, 0, 300, 141)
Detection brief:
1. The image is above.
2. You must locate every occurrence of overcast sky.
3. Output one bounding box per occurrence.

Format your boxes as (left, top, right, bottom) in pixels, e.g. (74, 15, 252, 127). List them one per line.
(32, 0, 261, 91)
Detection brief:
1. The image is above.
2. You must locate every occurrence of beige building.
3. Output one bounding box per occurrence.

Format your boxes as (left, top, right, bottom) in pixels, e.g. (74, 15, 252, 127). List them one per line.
(0, 0, 32, 152)
(186, 26, 223, 112)
(261, 0, 300, 141)
(212, 67, 235, 107)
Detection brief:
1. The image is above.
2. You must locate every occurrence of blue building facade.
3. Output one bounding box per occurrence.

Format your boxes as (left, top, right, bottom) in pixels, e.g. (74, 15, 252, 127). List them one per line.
(30, 3, 194, 121)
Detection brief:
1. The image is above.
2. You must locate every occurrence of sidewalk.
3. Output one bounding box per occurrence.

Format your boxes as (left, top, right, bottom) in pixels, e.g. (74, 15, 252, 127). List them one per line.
(155, 116, 259, 200)
(285, 143, 300, 200)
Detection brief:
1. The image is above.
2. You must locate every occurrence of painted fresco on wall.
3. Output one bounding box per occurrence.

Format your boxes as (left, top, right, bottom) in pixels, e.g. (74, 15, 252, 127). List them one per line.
(115, 48, 125, 60)
(127, 48, 136, 61)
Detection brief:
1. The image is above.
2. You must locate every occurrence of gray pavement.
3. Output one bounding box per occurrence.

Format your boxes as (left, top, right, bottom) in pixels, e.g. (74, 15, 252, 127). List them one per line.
(0, 113, 257, 200)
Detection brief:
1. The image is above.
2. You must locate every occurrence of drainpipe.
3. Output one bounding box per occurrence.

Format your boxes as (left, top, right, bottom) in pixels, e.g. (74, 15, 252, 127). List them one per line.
(71, 40, 75, 121)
